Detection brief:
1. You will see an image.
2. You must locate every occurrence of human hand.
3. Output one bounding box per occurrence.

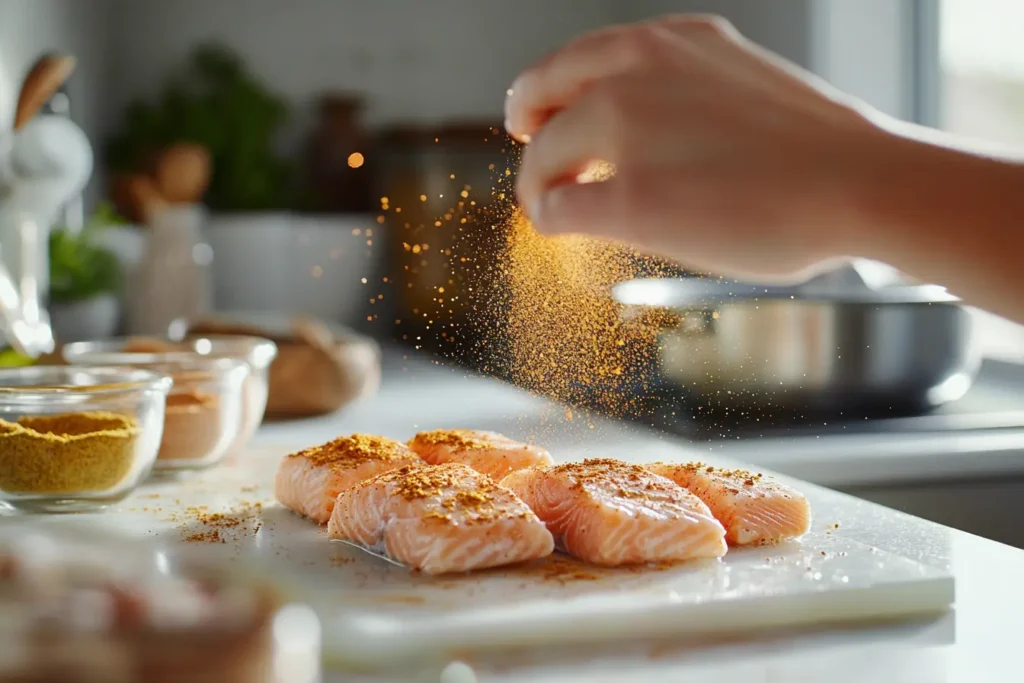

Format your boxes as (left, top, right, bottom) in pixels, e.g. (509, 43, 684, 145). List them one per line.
(505, 15, 899, 283)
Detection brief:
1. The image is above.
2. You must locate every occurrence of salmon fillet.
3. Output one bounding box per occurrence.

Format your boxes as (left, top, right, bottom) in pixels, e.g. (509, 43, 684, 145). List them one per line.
(274, 434, 422, 523)
(407, 429, 554, 481)
(501, 458, 727, 566)
(327, 463, 554, 575)
(645, 462, 812, 546)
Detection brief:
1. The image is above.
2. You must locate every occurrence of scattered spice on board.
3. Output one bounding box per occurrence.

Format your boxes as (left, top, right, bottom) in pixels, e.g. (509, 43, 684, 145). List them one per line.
(176, 501, 264, 543)
(508, 555, 601, 584)
(0, 412, 139, 493)
(539, 556, 601, 584)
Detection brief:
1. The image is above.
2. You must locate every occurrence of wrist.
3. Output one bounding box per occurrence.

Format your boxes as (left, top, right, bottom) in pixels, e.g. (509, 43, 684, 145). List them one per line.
(840, 123, 1024, 312)
(838, 125, 1002, 263)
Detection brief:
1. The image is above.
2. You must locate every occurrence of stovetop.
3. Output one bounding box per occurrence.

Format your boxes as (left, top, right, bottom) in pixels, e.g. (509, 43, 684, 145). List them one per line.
(631, 359, 1024, 443)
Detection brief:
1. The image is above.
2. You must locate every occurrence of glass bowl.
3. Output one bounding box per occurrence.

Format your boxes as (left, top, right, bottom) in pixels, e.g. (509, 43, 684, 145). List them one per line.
(100, 334, 278, 453)
(170, 335, 277, 451)
(0, 366, 172, 512)
(62, 341, 250, 475)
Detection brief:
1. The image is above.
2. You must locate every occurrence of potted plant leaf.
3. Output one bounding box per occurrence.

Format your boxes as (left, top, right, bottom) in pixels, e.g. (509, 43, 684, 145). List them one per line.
(48, 202, 124, 342)
(106, 43, 297, 213)
(105, 43, 378, 324)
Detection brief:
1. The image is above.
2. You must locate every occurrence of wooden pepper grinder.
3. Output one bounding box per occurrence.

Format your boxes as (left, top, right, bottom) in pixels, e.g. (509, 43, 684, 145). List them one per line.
(124, 144, 214, 335)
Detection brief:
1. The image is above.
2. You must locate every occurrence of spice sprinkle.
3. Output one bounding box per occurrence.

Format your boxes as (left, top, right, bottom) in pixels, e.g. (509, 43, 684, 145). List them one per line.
(358, 463, 529, 525)
(409, 429, 491, 451)
(289, 434, 417, 470)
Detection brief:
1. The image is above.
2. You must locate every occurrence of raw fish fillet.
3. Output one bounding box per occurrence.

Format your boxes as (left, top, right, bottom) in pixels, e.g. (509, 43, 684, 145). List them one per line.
(501, 458, 727, 566)
(407, 429, 554, 481)
(645, 462, 812, 546)
(275, 434, 422, 523)
(327, 463, 555, 575)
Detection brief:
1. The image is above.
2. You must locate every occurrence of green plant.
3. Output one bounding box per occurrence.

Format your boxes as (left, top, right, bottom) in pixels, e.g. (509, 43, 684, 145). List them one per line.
(48, 202, 124, 303)
(106, 43, 296, 212)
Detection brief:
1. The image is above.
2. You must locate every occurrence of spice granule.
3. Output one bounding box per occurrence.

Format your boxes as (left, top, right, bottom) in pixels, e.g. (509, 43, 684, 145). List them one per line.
(553, 459, 684, 503)
(411, 429, 491, 451)
(356, 463, 527, 524)
(290, 434, 416, 470)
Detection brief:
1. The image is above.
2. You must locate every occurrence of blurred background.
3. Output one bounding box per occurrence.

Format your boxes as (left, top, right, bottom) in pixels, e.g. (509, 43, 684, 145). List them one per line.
(1, 0, 1022, 348)
(3, 0, 1024, 543)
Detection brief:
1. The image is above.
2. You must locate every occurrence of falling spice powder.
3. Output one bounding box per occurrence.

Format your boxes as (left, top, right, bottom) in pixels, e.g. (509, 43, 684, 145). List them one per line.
(0, 412, 139, 493)
(441, 154, 675, 426)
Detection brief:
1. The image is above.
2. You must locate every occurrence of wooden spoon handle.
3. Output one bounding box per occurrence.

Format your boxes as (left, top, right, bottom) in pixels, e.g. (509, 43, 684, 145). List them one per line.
(155, 143, 212, 204)
(126, 174, 168, 224)
(15, 54, 76, 131)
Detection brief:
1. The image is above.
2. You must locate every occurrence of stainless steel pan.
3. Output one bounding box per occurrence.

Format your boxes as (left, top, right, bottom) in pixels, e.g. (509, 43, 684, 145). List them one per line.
(612, 267, 981, 414)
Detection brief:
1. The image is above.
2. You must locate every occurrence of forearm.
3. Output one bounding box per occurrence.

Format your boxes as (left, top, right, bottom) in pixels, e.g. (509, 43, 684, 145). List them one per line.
(850, 127, 1024, 324)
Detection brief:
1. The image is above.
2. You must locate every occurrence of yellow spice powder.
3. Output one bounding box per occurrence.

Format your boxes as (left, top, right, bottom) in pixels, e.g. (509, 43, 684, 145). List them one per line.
(0, 411, 140, 494)
(498, 205, 672, 414)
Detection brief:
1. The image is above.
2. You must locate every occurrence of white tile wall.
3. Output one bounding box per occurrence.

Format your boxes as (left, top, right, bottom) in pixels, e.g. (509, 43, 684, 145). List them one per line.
(102, 0, 816, 155)
(618, 0, 814, 67)
(104, 0, 622, 154)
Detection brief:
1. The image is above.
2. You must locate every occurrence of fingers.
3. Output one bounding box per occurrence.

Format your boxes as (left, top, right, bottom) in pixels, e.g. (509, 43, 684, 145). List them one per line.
(505, 15, 738, 142)
(505, 26, 646, 142)
(530, 178, 628, 242)
(515, 86, 622, 216)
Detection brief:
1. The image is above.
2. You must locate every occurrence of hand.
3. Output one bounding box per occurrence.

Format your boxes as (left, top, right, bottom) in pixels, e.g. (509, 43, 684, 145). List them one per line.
(505, 15, 898, 283)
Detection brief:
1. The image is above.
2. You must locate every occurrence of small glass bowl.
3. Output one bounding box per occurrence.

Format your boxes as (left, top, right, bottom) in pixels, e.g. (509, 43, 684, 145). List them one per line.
(172, 335, 277, 451)
(62, 341, 250, 475)
(0, 366, 172, 512)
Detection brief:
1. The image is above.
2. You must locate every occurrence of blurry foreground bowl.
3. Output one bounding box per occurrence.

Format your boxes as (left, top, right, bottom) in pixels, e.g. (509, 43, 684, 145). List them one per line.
(0, 524, 322, 681)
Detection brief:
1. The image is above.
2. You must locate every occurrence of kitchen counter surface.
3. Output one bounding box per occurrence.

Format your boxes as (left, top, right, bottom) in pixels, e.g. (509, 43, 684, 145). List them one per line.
(258, 349, 1024, 489)
(3, 347, 1018, 682)
(249, 348, 1024, 683)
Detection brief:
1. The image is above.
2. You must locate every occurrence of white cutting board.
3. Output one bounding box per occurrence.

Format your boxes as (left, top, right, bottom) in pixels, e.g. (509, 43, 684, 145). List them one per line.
(1, 445, 953, 674)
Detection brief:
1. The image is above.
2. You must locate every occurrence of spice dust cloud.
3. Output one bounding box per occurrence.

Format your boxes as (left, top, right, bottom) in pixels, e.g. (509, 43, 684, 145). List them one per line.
(367, 132, 679, 434)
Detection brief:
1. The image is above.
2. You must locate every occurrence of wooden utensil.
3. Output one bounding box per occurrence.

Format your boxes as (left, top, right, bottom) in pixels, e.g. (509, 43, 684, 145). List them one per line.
(14, 54, 76, 131)
(154, 143, 212, 204)
(125, 174, 168, 223)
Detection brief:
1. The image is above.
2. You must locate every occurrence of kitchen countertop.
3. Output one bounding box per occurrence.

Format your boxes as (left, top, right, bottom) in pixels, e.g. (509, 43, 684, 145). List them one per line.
(250, 348, 1024, 683)
(3, 346, 1019, 682)
(259, 349, 1024, 489)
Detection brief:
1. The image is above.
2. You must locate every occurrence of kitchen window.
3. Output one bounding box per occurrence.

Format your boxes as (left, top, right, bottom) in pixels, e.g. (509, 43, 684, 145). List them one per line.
(936, 0, 1024, 360)
(816, 0, 1024, 361)
(939, 0, 1024, 149)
